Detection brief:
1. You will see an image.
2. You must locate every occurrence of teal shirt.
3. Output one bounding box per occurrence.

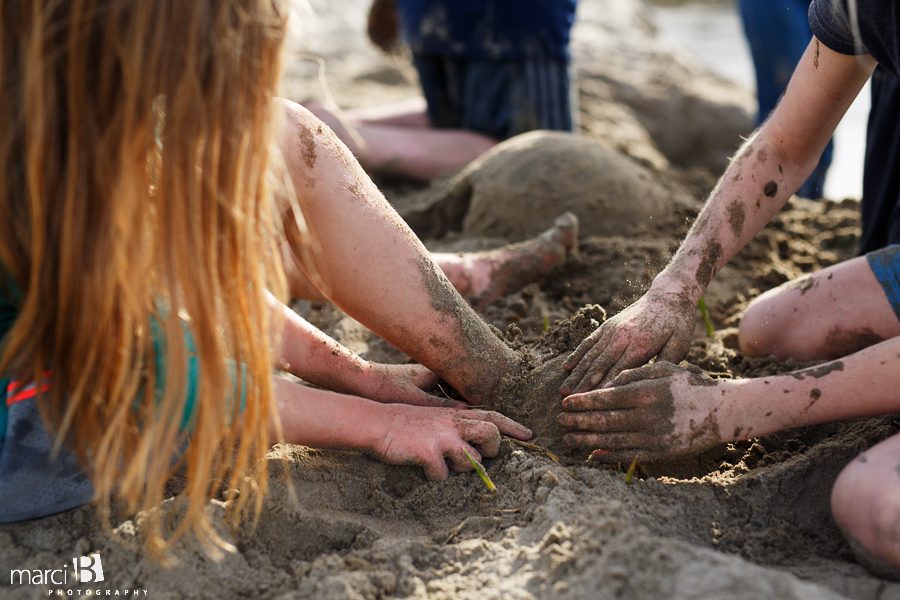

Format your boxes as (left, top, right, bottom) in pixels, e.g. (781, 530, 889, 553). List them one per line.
(0, 270, 244, 523)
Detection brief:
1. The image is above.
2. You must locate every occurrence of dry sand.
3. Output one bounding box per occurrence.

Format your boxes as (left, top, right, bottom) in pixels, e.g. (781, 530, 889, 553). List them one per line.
(3, 1, 899, 599)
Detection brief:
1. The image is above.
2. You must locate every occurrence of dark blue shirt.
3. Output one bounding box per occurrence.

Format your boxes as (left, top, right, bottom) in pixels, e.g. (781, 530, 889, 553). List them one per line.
(809, 0, 900, 77)
(396, 0, 578, 62)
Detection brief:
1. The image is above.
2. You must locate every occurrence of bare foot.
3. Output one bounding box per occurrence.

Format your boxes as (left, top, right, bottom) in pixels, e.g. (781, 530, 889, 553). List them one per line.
(436, 212, 579, 311)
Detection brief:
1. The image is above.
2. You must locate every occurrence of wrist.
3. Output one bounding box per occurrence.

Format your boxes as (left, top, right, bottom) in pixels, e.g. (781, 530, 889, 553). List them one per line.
(648, 271, 703, 302)
(358, 401, 406, 454)
(717, 378, 784, 442)
(349, 358, 376, 395)
(328, 393, 398, 451)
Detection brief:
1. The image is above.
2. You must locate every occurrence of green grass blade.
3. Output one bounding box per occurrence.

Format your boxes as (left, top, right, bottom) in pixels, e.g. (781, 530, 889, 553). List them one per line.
(463, 449, 496, 493)
(624, 457, 637, 484)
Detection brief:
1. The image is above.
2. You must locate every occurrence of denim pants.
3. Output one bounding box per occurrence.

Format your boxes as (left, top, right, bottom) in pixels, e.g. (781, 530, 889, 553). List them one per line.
(738, 0, 833, 198)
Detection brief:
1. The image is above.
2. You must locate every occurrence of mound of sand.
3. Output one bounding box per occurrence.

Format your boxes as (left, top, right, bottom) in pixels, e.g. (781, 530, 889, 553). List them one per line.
(396, 132, 699, 243)
(452, 132, 697, 242)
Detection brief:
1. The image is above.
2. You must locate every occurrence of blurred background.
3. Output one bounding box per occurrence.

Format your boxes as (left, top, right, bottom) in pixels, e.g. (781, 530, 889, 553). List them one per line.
(646, 0, 870, 200)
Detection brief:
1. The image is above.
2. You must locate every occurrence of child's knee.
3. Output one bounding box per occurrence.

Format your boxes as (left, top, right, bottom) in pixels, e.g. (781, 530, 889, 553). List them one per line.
(832, 452, 900, 575)
(832, 456, 876, 537)
(738, 295, 783, 357)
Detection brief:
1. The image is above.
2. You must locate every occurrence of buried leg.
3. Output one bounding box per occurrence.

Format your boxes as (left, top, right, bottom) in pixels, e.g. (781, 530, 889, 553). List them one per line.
(433, 212, 578, 310)
(832, 433, 900, 579)
(283, 211, 578, 310)
(276, 99, 515, 404)
(738, 252, 900, 361)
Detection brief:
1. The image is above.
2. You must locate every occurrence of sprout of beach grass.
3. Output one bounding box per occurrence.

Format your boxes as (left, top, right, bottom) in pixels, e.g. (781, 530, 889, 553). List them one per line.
(624, 458, 638, 485)
(698, 296, 715, 338)
(542, 313, 550, 331)
(463, 449, 497, 493)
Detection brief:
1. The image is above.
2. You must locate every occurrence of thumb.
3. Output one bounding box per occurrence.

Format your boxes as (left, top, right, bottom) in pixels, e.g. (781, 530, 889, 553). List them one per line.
(609, 361, 682, 387)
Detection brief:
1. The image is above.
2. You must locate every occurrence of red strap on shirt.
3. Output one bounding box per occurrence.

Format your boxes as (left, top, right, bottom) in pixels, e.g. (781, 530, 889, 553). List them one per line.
(6, 370, 52, 406)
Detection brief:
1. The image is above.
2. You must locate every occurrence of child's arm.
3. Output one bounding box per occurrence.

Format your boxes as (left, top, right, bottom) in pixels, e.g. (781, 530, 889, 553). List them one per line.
(268, 292, 462, 408)
(559, 336, 900, 464)
(562, 38, 878, 392)
(271, 376, 531, 480)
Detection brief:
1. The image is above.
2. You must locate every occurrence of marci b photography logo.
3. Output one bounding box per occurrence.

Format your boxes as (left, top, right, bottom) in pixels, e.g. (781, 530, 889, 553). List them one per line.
(10, 553, 148, 596)
(7, 553, 101, 586)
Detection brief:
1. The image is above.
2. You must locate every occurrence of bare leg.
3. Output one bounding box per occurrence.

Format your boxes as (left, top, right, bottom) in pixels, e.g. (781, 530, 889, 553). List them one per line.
(276, 99, 514, 404)
(316, 97, 432, 127)
(304, 100, 496, 181)
(283, 214, 579, 311)
(832, 433, 900, 579)
(738, 256, 900, 360)
(436, 212, 579, 310)
(281, 212, 578, 311)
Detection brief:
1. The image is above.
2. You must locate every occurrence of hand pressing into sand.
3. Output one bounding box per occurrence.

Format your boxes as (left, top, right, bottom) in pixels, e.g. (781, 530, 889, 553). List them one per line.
(372, 406, 532, 481)
(558, 361, 726, 464)
(560, 286, 696, 394)
(362, 363, 466, 409)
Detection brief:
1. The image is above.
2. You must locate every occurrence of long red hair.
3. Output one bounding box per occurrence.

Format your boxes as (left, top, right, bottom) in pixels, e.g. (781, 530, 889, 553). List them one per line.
(0, 0, 293, 557)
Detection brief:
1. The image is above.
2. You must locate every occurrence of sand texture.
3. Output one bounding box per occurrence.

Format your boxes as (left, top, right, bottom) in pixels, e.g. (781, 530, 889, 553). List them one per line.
(2, 1, 898, 599)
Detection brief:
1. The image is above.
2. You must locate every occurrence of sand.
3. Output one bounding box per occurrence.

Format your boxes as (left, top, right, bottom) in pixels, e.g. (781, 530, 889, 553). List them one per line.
(3, 1, 899, 599)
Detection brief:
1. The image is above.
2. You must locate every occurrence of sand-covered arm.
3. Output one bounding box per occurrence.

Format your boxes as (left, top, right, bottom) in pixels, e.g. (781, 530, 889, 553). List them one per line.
(268, 292, 462, 408)
(270, 377, 531, 480)
(559, 336, 900, 463)
(561, 38, 877, 393)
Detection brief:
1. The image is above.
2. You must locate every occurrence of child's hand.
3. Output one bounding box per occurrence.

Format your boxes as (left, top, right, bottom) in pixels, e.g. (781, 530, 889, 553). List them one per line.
(559, 361, 726, 464)
(561, 287, 696, 394)
(372, 405, 532, 481)
(363, 363, 466, 408)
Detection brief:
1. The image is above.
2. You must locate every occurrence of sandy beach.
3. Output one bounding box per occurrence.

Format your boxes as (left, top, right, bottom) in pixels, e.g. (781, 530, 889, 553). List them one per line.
(3, 1, 899, 599)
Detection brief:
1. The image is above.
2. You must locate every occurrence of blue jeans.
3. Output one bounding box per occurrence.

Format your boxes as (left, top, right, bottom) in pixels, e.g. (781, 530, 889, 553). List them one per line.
(412, 51, 576, 141)
(738, 0, 832, 198)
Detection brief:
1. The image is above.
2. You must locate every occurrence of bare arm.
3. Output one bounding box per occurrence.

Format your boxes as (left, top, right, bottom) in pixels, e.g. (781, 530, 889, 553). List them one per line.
(561, 38, 877, 393)
(268, 292, 462, 408)
(271, 377, 531, 480)
(560, 335, 900, 463)
(274, 99, 517, 406)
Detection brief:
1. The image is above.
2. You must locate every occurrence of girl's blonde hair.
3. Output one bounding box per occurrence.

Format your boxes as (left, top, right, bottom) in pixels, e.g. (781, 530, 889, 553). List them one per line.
(0, 0, 292, 556)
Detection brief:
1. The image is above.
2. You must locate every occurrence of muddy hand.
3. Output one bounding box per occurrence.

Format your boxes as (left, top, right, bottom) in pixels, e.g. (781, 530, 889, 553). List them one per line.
(558, 361, 724, 463)
(373, 406, 532, 481)
(365, 363, 466, 409)
(560, 290, 696, 394)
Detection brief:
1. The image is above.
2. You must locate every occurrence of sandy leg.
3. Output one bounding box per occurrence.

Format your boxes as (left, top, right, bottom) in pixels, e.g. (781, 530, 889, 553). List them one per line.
(832, 432, 900, 579)
(739, 254, 900, 361)
(435, 212, 579, 311)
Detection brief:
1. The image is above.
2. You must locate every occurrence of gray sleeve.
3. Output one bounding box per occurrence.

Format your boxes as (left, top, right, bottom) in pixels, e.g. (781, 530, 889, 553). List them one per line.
(809, 0, 869, 56)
